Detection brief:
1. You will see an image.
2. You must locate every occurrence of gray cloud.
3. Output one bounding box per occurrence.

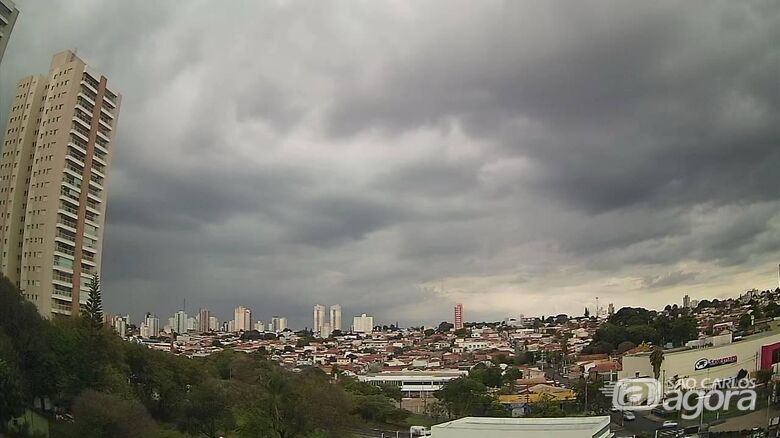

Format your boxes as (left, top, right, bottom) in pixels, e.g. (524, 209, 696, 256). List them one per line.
(2, 0, 779, 327)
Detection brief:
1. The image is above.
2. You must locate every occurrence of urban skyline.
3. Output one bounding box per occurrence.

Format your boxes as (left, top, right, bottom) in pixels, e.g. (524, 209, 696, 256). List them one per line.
(1, 2, 779, 328)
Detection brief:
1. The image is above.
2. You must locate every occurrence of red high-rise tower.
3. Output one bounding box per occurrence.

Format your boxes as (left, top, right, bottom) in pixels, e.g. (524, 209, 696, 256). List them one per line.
(454, 303, 464, 330)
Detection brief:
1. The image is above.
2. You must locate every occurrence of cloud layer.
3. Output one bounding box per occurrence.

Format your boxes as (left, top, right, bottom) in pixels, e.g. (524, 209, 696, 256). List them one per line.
(2, 0, 779, 327)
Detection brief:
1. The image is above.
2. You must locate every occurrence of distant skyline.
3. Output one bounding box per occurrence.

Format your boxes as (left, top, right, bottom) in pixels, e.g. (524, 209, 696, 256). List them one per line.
(2, 1, 779, 328)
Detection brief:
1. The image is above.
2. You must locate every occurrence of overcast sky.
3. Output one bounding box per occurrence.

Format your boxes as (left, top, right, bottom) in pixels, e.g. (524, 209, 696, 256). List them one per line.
(2, 1, 779, 328)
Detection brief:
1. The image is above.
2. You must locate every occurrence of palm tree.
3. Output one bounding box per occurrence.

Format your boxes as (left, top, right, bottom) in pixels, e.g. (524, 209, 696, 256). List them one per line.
(650, 346, 664, 380)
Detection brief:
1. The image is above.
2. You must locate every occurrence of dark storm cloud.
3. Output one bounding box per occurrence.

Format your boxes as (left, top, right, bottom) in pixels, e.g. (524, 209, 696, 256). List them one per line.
(3, 0, 779, 325)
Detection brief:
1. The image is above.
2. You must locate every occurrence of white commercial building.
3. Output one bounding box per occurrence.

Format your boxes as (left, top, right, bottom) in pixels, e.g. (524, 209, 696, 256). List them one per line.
(353, 313, 374, 333)
(431, 416, 613, 438)
(358, 370, 466, 398)
(620, 330, 780, 387)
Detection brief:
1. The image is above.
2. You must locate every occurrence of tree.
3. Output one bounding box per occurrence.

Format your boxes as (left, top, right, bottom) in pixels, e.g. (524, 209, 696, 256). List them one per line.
(436, 321, 454, 333)
(435, 377, 499, 418)
(184, 379, 232, 438)
(470, 366, 503, 388)
(454, 328, 470, 338)
(574, 377, 610, 414)
(650, 346, 664, 380)
(379, 384, 403, 402)
(71, 390, 158, 438)
(527, 393, 566, 417)
(617, 341, 637, 354)
(84, 274, 103, 330)
(0, 358, 25, 431)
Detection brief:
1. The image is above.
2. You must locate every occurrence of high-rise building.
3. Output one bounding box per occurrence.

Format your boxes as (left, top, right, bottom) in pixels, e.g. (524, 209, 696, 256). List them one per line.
(198, 308, 211, 333)
(234, 305, 251, 332)
(321, 322, 332, 338)
(253, 320, 265, 332)
(109, 314, 127, 338)
(352, 313, 373, 333)
(313, 304, 326, 334)
(208, 316, 219, 331)
(0, 51, 121, 317)
(272, 316, 287, 332)
(607, 303, 615, 316)
(330, 304, 342, 332)
(172, 310, 188, 334)
(0, 0, 19, 65)
(682, 294, 691, 309)
(454, 303, 464, 330)
(144, 313, 160, 338)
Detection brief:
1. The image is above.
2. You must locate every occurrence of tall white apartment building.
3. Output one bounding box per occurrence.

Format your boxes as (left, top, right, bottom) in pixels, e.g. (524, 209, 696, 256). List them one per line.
(313, 304, 326, 334)
(330, 304, 342, 332)
(234, 305, 251, 332)
(0, 51, 121, 317)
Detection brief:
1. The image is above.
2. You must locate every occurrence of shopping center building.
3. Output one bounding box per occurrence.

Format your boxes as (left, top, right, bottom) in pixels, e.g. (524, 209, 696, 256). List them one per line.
(619, 329, 780, 387)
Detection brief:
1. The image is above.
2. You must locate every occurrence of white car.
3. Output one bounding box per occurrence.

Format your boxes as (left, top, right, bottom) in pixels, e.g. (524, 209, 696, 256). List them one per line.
(661, 420, 678, 428)
(623, 411, 636, 421)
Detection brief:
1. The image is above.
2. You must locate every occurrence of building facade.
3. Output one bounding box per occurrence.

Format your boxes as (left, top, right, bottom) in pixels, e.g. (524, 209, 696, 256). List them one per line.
(0, 51, 121, 317)
(353, 313, 374, 333)
(198, 308, 211, 333)
(313, 304, 326, 334)
(271, 316, 287, 332)
(454, 303, 464, 330)
(234, 305, 251, 332)
(0, 0, 18, 65)
(330, 304, 342, 332)
(619, 330, 780, 388)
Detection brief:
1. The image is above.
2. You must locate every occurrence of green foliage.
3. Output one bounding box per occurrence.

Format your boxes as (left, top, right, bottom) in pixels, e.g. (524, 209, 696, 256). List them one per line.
(435, 377, 504, 418)
(70, 390, 158, 438)
(650, 346, 664, 380)
(379, 384, 403, 402)
(586, 306, 699, 353)
(453, 328, 469, 337)
(350, 394, 407, 423)
(436, 321, 454, 333)
(83, 274, 103, 330)
(573, 378, 611, 414)
(0, 275, 358, 437)
(527, 393, 566, 417)
(617, 341, 637, 353)
(0, 357, 25, 430)
(469, 366, 503, 388)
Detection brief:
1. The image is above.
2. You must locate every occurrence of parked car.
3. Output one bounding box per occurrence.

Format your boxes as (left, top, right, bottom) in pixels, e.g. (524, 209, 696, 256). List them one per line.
(661, 420, 678, 428)
(623, 411, 636, 421)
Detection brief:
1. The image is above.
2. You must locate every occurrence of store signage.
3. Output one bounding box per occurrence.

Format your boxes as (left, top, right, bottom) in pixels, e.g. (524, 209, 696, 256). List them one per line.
(694, 355, 737, 370)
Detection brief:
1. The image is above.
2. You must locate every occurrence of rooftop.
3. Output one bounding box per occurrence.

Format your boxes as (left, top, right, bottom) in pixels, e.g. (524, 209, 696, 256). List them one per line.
(432, 416, 611, 434)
